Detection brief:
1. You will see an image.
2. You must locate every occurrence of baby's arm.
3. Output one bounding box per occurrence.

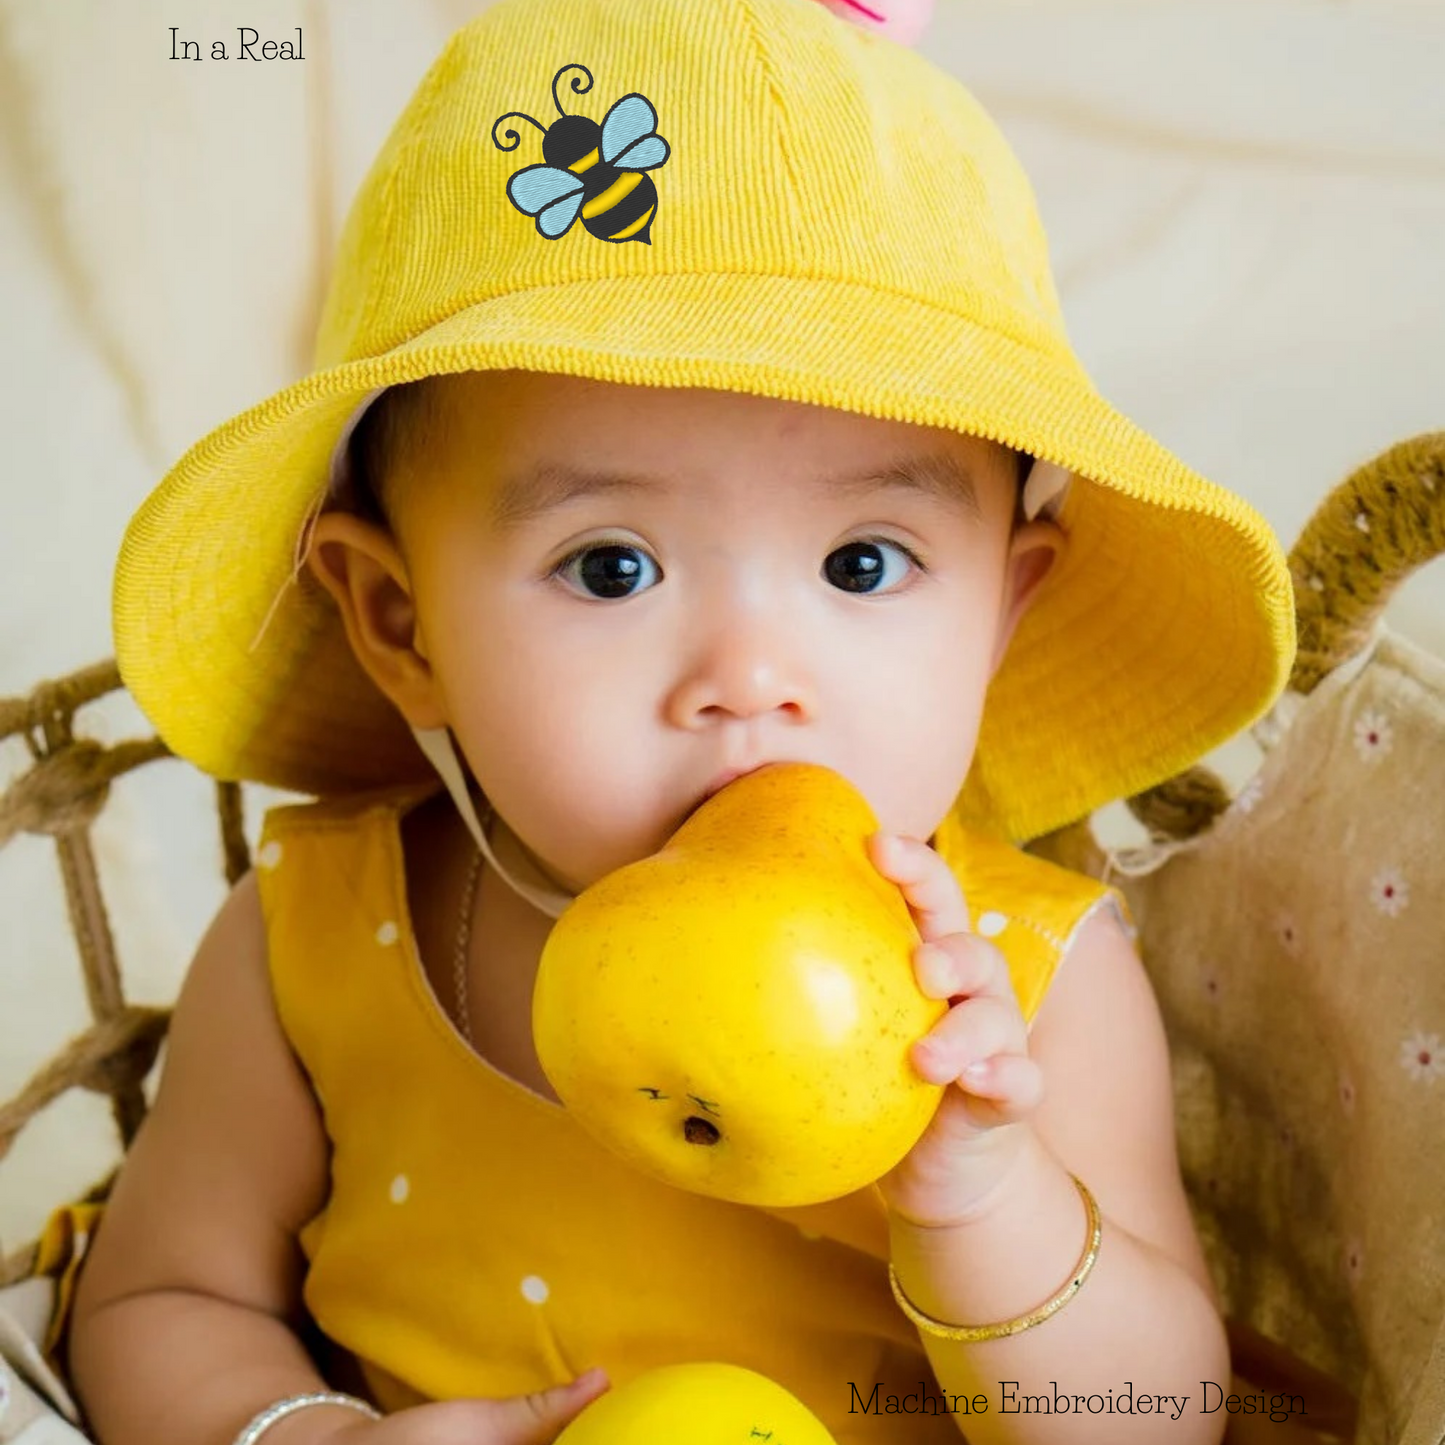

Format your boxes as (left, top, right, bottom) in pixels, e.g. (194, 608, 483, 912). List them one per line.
(66, 868, 359, 1445)
(66, 870, 612, 1445)
(884, 898, 1232, 1443)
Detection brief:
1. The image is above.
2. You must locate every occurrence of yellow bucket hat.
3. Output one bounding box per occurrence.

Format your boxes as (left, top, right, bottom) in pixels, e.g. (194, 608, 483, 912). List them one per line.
(113, 0, 1294, 850)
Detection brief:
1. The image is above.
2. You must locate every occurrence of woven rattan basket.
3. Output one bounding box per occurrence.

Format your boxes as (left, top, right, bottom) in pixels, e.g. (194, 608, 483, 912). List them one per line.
(0, 670, 251, 1288)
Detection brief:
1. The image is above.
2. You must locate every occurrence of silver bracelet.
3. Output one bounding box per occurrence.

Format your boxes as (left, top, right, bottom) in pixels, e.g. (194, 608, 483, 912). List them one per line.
(233, 1391, 381, 1445)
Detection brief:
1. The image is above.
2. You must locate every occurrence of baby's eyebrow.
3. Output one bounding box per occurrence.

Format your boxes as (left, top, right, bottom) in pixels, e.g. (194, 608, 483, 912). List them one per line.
(487, 448, 981, 532)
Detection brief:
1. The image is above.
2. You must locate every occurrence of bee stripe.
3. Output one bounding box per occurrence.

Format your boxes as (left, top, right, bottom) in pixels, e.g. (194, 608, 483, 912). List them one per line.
(581, 170, 642, 219)
(568, 148, 600, 174)
(609, 206, 655, 241)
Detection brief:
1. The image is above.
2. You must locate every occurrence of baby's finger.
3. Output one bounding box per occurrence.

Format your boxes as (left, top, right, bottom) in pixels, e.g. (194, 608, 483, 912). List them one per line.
(371, 1371, 612, 1445)
(911, 995, 1022, 1084)
(957, 1053, 1045, 1122)
(478, 1369, 611, 1443)
(914, 933, 1016, 1007)
(867, 832, 970, 943)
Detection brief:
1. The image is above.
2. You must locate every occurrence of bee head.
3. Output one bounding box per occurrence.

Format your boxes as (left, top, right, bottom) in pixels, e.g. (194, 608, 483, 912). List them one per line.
(542, 112, 604, 171)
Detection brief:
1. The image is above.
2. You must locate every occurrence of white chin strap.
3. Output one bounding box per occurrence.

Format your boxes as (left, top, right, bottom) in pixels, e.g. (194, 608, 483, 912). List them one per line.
(1022, 459, 1072, 521)
(410, 725, 577, 919)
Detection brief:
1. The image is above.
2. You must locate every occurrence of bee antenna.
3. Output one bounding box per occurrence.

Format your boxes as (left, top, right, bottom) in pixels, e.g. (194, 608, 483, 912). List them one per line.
(490, 111, 546, 150)
(551, 63, 595, 117)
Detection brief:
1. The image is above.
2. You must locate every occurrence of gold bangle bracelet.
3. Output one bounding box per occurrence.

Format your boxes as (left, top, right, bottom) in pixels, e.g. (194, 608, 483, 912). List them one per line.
(888, 1173, 1102, 1343)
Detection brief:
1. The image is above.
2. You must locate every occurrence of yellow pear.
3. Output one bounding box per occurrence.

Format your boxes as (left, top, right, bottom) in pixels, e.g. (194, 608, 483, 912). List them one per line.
(532, 762, 947, 1206)
(555, 1362, 838, 1445)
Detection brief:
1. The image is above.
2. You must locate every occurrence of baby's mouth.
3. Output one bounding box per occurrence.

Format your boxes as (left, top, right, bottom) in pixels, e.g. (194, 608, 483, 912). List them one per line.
(683, 772, 745, 825)
(681, 761, 794, 825)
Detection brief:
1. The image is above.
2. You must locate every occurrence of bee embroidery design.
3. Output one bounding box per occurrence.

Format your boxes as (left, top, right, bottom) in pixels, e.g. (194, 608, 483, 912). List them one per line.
(493, 63, 671, 245)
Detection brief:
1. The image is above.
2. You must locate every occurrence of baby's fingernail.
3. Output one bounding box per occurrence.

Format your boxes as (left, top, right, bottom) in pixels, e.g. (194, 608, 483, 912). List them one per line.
(962, 1060, 990, 1083)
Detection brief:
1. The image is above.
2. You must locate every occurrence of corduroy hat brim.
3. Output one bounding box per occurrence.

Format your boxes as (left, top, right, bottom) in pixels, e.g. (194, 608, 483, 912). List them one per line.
(114, 267, 1295, 844)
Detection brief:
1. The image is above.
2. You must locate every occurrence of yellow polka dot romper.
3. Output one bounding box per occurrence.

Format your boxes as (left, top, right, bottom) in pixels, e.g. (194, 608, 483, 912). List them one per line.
(252, 783, 1118, 1440)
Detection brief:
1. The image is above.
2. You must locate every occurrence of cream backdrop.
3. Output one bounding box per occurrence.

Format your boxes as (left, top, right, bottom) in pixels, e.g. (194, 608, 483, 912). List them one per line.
(2, 0, 1443, 1249)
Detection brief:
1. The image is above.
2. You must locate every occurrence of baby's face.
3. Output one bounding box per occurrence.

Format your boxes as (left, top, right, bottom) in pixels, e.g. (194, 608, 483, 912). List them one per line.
(317, 370, 1057, 892)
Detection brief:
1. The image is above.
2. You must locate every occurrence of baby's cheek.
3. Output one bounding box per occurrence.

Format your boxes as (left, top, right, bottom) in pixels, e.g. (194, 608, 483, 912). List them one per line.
(812, 0, 935, 46)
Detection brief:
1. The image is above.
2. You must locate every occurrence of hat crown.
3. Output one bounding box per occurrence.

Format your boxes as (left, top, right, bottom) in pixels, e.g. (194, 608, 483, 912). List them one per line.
(315, 0, 1068, 370)
(115, 0, 1293, 838)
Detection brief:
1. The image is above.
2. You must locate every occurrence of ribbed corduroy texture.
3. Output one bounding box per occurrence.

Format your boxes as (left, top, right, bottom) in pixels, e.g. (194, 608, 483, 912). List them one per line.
(112, 0, 1296, 842)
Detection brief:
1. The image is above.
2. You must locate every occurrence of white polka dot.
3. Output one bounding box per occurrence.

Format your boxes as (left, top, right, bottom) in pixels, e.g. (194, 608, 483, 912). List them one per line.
(977, 911, 1008, 938)
(389, 1174, 410, 1204)
(376, 920, 399, 946)
(520, 1275, 550, 1304)
(257, 839, 283, 870)
(1354, 512, 1371, 534)
(73, 1229, 90, 1260)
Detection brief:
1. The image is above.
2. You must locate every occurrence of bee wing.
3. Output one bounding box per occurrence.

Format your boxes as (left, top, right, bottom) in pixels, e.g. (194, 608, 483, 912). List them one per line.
(601, 94, 670, 171)
(507, 164, 585, 237)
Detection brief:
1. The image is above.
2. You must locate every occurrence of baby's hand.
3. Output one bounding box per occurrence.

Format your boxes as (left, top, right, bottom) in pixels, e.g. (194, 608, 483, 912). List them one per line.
(318, 1370, 609, 1445)
(866, 832, 1044, 1231)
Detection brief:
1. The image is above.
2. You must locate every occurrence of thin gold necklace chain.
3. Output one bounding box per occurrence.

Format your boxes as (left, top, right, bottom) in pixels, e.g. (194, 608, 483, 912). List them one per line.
(451, 809, 488, 1048)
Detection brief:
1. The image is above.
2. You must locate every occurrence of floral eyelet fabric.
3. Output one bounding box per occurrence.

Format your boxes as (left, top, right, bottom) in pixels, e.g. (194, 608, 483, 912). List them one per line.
(1099, 631, 1445, 1445)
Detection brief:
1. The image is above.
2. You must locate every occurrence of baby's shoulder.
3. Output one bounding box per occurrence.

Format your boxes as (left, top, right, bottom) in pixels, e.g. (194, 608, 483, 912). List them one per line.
(930, 815, 1125, 1025)
(933, 817, 1112, 924)
(248, 783, 438, 945)
(257, 781, 438, 844)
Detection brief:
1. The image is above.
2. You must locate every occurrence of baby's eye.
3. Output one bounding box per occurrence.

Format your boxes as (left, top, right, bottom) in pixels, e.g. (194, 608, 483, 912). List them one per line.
(823, 538, 923, 594)
(553, 541, 662, 600)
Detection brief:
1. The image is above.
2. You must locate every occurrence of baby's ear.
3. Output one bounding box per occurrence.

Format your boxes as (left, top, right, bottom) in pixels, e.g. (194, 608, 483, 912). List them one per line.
(305, 511, 448, 728)
(990, 518, 1064, 677)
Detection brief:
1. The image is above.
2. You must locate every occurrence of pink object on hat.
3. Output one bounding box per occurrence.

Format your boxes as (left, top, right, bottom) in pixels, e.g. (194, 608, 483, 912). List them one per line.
(812, 0, 935, 46)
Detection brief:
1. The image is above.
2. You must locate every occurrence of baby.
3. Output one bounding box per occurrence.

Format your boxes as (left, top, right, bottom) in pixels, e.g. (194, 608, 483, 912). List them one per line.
(66, 1, 1294, 1443)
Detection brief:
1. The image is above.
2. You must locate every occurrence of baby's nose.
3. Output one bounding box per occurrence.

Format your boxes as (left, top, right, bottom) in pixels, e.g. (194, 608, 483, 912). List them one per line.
(664, 612, 817, 726)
